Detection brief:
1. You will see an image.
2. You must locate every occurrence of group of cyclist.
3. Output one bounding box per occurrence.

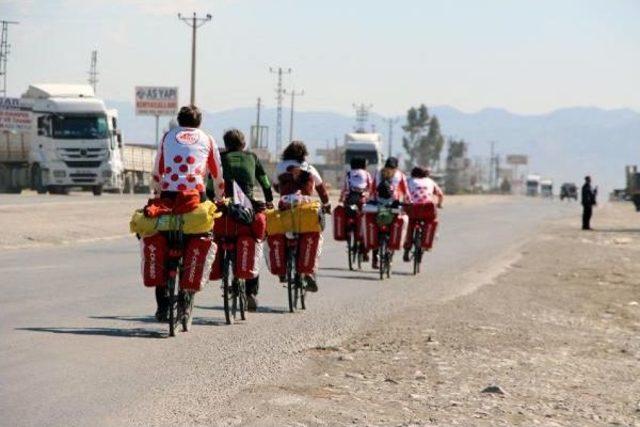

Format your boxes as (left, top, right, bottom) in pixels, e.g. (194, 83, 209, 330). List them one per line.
(339, 153, 444, 268)
(147, 104, 443, 322)
(149, 105, 330, 319)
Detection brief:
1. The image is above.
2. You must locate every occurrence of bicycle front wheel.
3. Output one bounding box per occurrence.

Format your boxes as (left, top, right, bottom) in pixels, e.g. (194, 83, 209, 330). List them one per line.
(347, 232, 354, 271)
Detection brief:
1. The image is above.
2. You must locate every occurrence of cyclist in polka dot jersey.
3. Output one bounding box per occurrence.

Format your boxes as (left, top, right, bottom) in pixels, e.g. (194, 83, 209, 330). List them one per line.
(402, 166, 443, 262)
(151, 105, 224, 200)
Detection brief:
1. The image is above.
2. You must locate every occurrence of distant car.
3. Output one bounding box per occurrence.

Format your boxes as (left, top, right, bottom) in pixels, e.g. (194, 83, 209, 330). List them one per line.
(560, 183, 578, 201)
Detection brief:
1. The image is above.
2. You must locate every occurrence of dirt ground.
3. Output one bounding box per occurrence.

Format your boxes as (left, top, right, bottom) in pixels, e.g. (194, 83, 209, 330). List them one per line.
(221, 201, 640, 427)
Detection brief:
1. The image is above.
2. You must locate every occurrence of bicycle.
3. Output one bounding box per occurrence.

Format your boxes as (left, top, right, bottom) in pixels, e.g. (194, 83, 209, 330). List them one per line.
(217, 235, 247, 325)
(404, 203, 438, 275)
(162, 228, 196, 337)
(345, 204, 364, 271)
(375, 205, 401, 281)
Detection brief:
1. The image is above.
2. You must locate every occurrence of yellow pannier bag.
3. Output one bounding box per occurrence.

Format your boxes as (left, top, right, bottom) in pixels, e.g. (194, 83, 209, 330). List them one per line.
(130, 201, 221, 237)
(266, 201, 322, 235)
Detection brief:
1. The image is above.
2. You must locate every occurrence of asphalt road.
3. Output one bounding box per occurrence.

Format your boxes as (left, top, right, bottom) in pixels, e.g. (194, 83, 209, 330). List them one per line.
(0, 197, 575, 426)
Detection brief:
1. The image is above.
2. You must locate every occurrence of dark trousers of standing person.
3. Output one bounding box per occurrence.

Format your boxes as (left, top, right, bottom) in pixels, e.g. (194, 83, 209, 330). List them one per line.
(582, 205, 593, 230)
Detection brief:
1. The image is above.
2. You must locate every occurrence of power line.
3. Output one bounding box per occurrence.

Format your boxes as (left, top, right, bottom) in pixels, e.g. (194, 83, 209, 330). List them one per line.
(269, 66, 291, 156)
(88, 50, 98, 94)
(178, 12, 212, 106)
(284, 88, 304, 143)
(382, 117, 400, 158)
(352, 103, 372, 132)
(0, 20, 19, 98)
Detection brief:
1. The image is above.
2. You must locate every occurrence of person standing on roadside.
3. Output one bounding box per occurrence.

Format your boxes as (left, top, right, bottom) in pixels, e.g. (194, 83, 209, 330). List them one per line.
(581, 175, 597, 230)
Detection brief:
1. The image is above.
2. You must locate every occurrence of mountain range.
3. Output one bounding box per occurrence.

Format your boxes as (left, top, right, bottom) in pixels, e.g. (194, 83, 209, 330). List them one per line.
(106, 100, 640, 192)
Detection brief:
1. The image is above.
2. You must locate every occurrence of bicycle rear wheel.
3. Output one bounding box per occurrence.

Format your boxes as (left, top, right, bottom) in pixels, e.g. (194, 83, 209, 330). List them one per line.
(299, 274, 306, 310)
(378, 240, 386, 280)
(222, 252, 234, 325)
(347, 232, 354, 271)
(287, 249, 296, 313)
(237, 279, 247, 321)
(168, 277, 177, 337)
(413, 228, 423, 275)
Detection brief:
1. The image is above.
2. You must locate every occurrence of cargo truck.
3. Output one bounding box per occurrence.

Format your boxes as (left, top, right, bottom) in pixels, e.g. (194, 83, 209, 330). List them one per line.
(0, 84, 121, 195)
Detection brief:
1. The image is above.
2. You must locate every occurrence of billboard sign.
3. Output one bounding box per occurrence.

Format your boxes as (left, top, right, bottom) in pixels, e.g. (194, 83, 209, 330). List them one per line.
(0, 97, 31, 132)
(506, 154, 528, 165)
(135, 86, 178, 116)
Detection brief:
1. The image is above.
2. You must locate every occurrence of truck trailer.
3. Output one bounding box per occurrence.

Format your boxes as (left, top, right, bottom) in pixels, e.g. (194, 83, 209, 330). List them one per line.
(0, 84, 121, 195)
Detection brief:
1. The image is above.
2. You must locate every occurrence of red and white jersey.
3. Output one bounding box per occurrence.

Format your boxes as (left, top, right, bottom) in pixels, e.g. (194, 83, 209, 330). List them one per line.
(339, 169, 374, 202)
(151, 126, 224, 196)
(408, 176, 443, 204)
(374, 169, 412, 202)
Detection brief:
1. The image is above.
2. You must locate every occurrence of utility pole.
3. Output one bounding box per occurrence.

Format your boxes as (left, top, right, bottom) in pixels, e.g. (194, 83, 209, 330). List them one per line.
(88, 50, 98, 94)
(489, 141, 496, 190)
(178, 12, 212, 106)
(0, 20, 19, 98)
(352, 103, 373, 132)
(269, 66, 292, 155)
(254, 97, 261, 148)
(284, 88, 304, 142)
(382, 117, 400, 158)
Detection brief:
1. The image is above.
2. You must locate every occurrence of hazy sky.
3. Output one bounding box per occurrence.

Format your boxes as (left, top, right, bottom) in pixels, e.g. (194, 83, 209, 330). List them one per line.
(2, 0, 639, 115)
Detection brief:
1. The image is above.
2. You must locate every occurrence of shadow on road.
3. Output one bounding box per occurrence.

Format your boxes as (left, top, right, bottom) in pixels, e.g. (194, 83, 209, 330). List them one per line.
(195, 305, 289, 314)
(316, 273, 380, 281)
(89, 315, 156, 323)
(593, 228, 640, 234)
(16, 326, 164, 339)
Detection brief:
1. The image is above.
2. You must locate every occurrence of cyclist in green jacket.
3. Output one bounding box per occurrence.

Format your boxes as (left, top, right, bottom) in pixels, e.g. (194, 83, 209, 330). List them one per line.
(207, 129, 274, 311)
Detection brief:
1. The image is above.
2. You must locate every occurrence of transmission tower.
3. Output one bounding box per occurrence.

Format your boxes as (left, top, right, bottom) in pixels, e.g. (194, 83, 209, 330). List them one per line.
(352, 103, 373, 132)
(88, 50, 98, 94)
(269, 66, 292, 155)
(0, 20, 19, 98)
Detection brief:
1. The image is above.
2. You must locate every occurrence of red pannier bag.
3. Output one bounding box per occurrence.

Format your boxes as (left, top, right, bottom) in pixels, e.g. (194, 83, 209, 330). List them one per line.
(362, 212, 379, 250)
(140, 233, 169, 287)
(422, 219, 438, 249)
(213, 215, 252, 237)
(180, 235, 216, 292)
(333, 205, 348, 241)
(405, 202, 436, 223)
(297, 232, 321, 274)
(236, 235, 261, 279)
(266, 234, 286, 276)
(209, 241, 224, 281)
(388, 214, 407, 251)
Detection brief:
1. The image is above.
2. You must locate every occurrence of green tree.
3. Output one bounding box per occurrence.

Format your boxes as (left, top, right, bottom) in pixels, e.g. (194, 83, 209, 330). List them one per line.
(401, 104, 444, 169)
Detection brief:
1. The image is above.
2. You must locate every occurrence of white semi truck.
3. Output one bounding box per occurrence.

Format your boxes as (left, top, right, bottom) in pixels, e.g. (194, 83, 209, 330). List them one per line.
(343, 132, 383, 176)
(0, 84, 158, 195)
(0, 84, 122, 195)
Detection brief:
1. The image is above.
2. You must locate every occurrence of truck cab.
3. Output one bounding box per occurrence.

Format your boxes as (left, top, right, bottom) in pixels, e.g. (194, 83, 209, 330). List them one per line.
(343, 132, 383, 177)
(22, 84, 114, 195)
(540, 179, 553, 198)
(526, 174, 541, 197)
